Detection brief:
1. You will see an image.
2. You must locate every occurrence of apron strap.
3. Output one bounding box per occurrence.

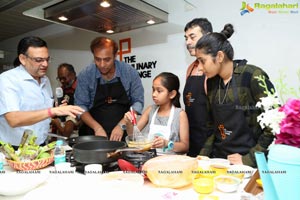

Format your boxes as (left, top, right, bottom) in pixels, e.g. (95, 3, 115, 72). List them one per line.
(231, 75, 239, 104)
(150, 105, 175, 127)
(188, 61, 199, 76)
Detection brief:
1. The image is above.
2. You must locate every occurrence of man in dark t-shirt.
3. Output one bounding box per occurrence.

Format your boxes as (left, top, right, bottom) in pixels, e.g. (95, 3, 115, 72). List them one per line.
(51, 63, 79, 137)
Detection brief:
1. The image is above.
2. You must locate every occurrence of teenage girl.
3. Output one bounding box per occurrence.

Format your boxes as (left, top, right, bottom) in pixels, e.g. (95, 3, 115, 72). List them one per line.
(195, 24, 275, 167)
(124, 72, 189, 154)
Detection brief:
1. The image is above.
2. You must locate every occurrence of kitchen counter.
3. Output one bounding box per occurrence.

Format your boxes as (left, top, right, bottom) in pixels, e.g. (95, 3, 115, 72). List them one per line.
(0, 164, 257, 200)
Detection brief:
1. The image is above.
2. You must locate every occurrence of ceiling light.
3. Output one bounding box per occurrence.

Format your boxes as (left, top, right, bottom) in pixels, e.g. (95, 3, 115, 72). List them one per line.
(58, 16, 68, 21)
(106, 29, 114, 34)
(43, 0, 168, 34)
(146, 19, 155, 24)
(100, 0, 111, 8)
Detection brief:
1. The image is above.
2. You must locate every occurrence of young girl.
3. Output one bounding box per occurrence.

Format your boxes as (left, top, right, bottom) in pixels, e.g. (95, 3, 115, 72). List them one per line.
(124, 72, 189, 155)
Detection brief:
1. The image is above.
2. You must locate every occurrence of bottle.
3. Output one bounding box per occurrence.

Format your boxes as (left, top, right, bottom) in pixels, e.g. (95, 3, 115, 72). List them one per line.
(54, 139, 66, 165)
(0, 152, 4, 171)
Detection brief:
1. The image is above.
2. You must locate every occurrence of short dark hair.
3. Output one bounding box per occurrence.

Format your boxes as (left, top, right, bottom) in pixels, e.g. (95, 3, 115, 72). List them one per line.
(13, 57, 21, 67)
(184, 18, 213, 34)
(90, 37, 118, 55)
(58, 63, 76, 76)
(17, 36, 47, 56)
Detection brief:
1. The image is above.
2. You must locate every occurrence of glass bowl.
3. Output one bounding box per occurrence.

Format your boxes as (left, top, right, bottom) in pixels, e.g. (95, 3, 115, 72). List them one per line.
(193, 177, 214, 194)
(125, 135, 153, 150)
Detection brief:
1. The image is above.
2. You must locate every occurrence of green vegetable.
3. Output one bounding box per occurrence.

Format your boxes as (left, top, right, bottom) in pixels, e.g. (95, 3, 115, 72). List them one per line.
(19, 129, 31, 149)
(38, 152, 51, 159)
(0, 131, 55, 162)
(36, 141, 56, 159)
(3, 143, 20, 162)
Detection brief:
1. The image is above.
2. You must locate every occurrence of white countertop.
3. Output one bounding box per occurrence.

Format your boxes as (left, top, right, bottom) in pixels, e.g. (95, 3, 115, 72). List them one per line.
(0, 164, 257, 200)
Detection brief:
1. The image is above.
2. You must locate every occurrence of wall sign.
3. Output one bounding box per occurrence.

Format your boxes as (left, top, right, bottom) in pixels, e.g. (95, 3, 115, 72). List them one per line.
(118, 38, 158, 79)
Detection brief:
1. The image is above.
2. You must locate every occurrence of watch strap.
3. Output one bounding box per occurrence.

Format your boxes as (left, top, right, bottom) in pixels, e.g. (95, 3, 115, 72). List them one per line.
(163, 140, 174, 152)
(119, 123, 126, 130)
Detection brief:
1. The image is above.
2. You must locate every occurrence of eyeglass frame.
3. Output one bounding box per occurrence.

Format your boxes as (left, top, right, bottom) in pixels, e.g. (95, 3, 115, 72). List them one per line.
(56, 73, 72, 82)
(56, 76, 67, 82)
(24, 54, 52, 63)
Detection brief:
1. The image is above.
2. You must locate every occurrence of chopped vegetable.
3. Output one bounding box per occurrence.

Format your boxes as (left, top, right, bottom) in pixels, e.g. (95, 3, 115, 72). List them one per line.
(0, 130, 56, 161)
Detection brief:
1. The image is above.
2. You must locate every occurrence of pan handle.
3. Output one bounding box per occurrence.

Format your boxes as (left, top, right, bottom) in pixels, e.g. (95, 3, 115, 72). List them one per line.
(47, 132, 68, 140)
(107, 147, 146, 158)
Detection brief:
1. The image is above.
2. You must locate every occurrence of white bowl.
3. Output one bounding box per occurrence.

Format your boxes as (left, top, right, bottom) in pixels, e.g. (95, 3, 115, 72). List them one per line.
(84, 164, 103, 175)
(197, 156, 211, 169)
(209, 158, 230, 168)
(0, 170, 49, 196)
(55, 162, 76, 174)
(214, 175, 241, 193)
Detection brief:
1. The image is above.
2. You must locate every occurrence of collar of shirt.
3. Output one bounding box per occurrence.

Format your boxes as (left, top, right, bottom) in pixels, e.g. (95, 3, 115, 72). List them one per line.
(19, 65, 48, 86)
(233, 59, 248, 76)
(95, 61, 121, 83)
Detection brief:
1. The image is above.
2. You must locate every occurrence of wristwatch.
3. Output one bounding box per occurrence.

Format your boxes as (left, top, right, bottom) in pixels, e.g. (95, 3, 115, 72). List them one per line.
(119, 123, 126, 131)
(163, 140, 174, 152)
(167, 141, 174, 150)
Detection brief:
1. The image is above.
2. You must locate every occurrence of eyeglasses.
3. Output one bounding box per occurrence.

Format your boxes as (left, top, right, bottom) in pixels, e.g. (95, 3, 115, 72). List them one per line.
(56, 74, 71, 82)
(56, 77, 67, 82)
(25, 54, 51, 63)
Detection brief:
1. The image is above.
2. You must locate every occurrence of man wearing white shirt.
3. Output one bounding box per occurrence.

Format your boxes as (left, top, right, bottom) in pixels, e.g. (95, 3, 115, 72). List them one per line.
(0, 36, 83, 146)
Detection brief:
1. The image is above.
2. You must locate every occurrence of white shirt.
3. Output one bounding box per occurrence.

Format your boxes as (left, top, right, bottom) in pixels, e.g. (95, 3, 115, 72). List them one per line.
(0, 65, 53, 145)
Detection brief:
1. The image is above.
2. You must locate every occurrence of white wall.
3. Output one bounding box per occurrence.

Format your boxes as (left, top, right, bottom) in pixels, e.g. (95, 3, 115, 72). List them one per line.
(46, 31, 189, 108)
(199, 0, 300, 102)
(1, 0, 300, 108)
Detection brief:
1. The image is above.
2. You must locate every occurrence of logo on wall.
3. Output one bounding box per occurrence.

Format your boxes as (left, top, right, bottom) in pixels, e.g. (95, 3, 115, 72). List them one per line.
(240, 1, 254, 15)
(117, 38, 131, 61)
(240, 1, 299, 15)
(118, 38, 158, 79)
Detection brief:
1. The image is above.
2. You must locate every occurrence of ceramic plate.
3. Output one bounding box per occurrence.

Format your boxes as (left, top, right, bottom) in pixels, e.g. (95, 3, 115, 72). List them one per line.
(24, 184, 186, 200)
(24, 172, 146, 200)
(99, 171, 144, 188)
(0, 170, 49, 196)
(23, 174, 91, 200)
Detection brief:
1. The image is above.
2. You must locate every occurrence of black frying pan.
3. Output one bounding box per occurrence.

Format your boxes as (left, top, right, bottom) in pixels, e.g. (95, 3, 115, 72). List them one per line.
(72, 140, 147, 164)
(47, 133, 107, 147)
(72, 140, 127, 164)
(68, 135, 107, 146)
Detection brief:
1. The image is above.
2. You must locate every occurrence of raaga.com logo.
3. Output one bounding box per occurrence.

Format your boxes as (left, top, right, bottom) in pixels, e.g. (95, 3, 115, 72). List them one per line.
(240, 1, 299, 15)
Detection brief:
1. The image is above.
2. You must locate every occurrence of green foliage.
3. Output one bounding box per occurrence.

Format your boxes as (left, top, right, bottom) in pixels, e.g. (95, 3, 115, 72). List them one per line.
(254, 75, 275, 95)
(274, 68, 300, 103)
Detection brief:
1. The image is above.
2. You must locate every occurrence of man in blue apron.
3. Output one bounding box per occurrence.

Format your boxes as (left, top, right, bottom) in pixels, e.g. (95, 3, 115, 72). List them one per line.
(74, 37, 144, 141)
(183, 18, 214, 157)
